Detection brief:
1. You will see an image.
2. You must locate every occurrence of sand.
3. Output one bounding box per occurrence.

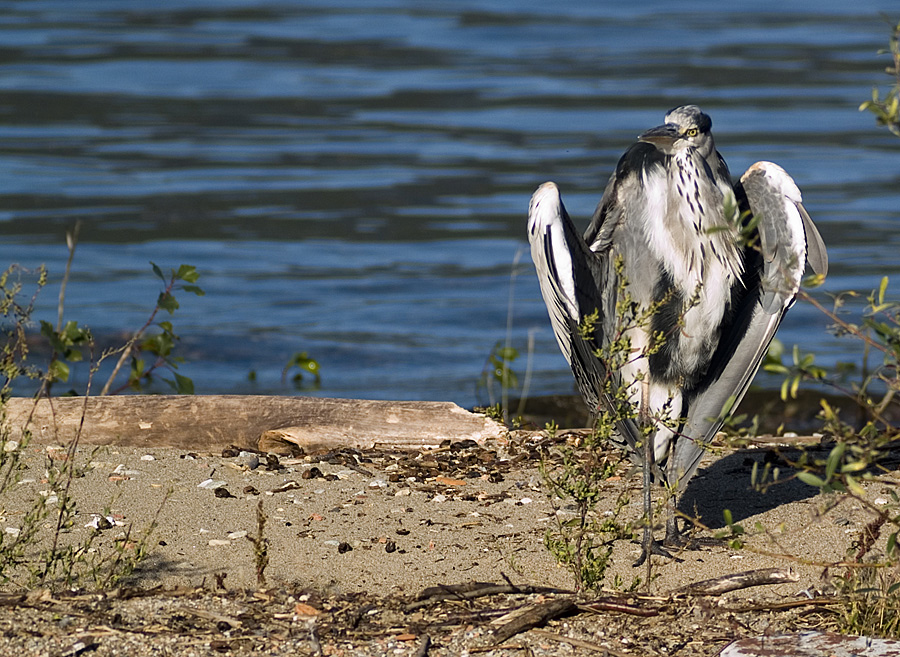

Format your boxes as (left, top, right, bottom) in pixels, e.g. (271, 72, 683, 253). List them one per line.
(0, 429, 891, 655)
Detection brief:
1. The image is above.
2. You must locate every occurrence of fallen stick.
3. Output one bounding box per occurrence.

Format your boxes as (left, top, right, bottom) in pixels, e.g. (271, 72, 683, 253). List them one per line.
(671, 567, 799, 597)
(3, 395, 505, 453)
(578, 598, 658, 617)
(488, 596, 577, 645)
(406, 582, 572, 612)
(529, 629, 633, 657)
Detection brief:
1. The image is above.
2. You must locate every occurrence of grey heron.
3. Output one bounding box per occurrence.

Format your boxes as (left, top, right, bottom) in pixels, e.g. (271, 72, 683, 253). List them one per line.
(527, 105, 828, 564)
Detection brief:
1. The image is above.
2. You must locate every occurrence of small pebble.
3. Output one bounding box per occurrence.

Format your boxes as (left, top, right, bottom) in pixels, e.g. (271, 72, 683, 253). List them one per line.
(227, 530, 248, 540)
(301, 467, 322, 480)
(208, 539, 231, 547)
(198, 479, 227, 489)
(140, 454, 155, 461)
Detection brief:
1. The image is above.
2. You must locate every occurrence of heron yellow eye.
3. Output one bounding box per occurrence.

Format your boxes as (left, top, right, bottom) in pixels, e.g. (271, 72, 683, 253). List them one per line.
(686, 128, 699, 137)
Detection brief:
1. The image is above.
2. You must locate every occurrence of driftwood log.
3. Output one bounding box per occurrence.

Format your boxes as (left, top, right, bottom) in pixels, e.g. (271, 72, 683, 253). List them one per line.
(2, 396, 506, 453)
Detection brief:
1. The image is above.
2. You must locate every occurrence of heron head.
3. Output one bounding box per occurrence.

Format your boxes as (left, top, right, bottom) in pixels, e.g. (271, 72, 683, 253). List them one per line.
(638, 105, 716, 158)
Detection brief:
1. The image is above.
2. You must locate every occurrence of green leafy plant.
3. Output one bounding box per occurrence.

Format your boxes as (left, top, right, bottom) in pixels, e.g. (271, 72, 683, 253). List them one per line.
(476, 340, 525, 424)
(778, 282, 900, 434)
(476, 249, 536, 425)
(541, 430, 633, 591)
(763, 338, 829, 401)
(860, 18, 900, 137)
(0, 263, 166, 589)
(282, 351, 322, 389)
(0, 265, 46, 390)
(98, 262, 205, 395)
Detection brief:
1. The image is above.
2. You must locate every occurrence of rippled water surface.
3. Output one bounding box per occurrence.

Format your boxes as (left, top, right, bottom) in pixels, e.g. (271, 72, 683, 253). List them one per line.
(1, 1, 898, 406)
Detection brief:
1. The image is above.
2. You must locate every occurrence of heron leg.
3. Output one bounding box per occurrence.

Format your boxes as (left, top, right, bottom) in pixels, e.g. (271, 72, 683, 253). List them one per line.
(632, 430, 676, 567)
(664, 502, 683, 546)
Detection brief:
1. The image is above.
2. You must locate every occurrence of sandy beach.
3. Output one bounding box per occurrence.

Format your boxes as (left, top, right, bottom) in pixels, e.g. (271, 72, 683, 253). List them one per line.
(0, 426, 889, 655)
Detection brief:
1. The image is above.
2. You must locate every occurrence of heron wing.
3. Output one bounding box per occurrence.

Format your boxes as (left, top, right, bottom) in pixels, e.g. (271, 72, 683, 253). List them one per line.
(527, 182, 642, 452)
(670, 161, 828, 486)
(583, 170, 621, 251)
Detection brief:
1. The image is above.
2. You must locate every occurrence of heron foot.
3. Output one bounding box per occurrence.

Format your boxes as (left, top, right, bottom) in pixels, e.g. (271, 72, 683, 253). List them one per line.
(663, 520, 723, 551)
(633, 527, 683, 567)
(665, 534, 724, 550)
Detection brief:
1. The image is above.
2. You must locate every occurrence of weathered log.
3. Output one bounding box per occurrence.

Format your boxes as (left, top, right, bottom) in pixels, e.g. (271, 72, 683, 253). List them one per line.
(2, 396, 506, 453)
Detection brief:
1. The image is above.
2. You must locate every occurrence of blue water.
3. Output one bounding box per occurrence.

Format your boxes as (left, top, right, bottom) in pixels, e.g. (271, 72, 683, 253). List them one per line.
(0, 1, 898, 407)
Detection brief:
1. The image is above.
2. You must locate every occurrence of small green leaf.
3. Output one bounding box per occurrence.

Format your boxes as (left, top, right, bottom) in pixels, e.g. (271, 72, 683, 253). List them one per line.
(780, 378, 790, 402)
(825, 442, 845, 481)
(151, 261, 165, 282)
(182, 284, 205, 296)
(172, 372, 194, 395)
(845, 474, 866, 497)
(495, 346, 519, 361)
(129, 357, 146, 387)
(48, 360, 70, 383)
(175, 264, 199, 283)
(283, 351, 322, 385)
(797, 471, 826, 488)
(157, 291, 179, 314)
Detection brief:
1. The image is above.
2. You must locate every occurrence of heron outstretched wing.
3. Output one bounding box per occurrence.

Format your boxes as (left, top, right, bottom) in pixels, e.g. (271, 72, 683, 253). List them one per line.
(527, 182, 643, 452)
(670, 161, 828, 486)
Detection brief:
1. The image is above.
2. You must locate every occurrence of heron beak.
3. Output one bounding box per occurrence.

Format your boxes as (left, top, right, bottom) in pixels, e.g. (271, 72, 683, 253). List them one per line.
(638, 123, 680, 148)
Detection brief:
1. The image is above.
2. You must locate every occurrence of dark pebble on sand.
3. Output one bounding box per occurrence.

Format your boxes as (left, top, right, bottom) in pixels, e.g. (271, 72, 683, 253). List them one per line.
(302, 467, 323, 480)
